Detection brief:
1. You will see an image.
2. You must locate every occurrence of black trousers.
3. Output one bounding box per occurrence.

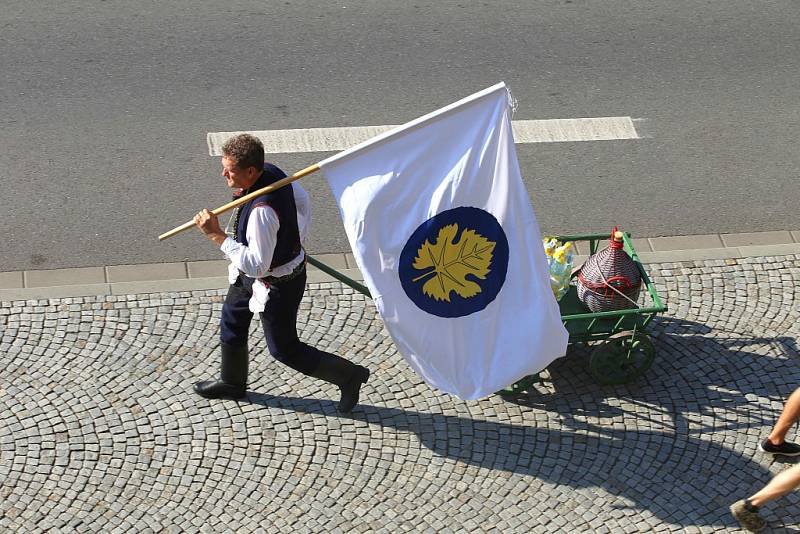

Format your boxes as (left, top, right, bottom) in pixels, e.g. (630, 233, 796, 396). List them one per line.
(219, 269, 330, 375)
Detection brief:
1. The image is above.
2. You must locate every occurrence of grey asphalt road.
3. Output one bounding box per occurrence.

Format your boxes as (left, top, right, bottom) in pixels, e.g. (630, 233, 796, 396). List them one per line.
(2, 0, 799, 271)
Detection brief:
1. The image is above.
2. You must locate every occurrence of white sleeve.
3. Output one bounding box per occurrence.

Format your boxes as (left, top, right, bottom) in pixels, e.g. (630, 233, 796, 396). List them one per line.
(220, 206, 279, 278)
(292, 183, 312, 246)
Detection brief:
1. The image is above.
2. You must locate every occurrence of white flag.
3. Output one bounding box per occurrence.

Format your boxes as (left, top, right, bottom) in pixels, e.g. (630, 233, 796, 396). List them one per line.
(319, 82, 568, 399)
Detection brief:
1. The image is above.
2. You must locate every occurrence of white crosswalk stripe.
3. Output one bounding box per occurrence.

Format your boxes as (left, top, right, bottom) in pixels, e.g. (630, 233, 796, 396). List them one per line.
(207, 117, 641, 156)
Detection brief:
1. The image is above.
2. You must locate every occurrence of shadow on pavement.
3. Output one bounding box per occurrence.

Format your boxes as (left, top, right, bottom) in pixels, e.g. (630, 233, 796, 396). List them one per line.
(242, 315, 799, 530)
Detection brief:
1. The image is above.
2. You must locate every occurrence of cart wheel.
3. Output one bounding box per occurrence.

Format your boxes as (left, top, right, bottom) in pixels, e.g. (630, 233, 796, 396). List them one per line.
(589, 331, 655, 385)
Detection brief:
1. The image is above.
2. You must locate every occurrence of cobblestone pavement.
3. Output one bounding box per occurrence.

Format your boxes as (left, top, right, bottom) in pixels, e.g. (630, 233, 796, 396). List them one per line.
(1, 255, 799, 533)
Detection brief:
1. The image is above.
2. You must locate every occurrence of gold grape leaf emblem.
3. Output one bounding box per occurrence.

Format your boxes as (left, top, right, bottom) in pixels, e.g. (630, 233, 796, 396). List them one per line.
(411, 223, 496, 302)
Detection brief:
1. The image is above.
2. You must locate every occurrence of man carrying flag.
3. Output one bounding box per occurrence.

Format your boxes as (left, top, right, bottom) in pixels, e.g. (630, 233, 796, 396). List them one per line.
(192, 134, 370, 413)
(162, 82, 567, 403)
(317, 82, 568, 399)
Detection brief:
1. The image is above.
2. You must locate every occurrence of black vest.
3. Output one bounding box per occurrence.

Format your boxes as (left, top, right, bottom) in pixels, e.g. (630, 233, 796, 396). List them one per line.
(235, 163, 302, 269)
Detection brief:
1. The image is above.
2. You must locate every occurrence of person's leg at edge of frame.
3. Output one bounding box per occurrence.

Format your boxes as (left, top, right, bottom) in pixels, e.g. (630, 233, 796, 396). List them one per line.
(259, 271, 370, 413)
(731, 463, 800, 532)
(750, 463, 800, 507)
(761, 387, 800, 455)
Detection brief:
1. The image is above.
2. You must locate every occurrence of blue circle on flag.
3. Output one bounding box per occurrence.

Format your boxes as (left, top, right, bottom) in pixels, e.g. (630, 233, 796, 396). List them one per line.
(398, 207, 509, 318)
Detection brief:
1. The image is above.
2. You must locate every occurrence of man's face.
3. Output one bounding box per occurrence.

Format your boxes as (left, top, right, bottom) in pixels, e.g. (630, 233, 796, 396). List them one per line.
(221, 156, 258, 190)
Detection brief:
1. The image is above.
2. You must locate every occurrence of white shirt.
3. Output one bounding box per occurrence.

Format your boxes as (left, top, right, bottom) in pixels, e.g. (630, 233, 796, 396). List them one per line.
(220, 183, 311, 309)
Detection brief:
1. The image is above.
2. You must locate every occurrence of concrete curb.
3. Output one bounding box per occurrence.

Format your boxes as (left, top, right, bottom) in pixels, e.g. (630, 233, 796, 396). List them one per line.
(1, 231, 799, 301)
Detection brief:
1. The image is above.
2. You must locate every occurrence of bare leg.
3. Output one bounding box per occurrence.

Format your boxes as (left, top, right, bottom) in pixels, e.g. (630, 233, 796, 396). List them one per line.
(732, 389, 800, 532)
(767, 388, 800, 445)
(749, 463, 800, 507)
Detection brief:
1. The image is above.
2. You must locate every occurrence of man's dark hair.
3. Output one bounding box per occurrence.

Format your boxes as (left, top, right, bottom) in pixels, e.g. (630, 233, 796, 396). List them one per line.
(221, 134, 265, 171)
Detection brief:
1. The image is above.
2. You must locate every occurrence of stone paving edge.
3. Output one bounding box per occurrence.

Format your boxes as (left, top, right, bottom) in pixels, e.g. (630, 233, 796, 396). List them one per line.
(1, 231, 799, 300)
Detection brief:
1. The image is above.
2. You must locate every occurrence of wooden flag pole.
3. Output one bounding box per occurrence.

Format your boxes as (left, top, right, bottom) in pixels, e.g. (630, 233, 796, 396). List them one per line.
(158, 163, 321, 241)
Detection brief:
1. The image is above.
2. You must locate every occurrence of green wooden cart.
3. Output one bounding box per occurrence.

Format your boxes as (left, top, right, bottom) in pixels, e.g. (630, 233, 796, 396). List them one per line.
(306, 230, 666, 392)
(500, 232, 667, 393)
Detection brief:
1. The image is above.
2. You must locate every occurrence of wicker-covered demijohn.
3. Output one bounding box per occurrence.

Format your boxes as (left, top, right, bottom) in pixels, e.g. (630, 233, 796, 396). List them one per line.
(576, 229, 642, 312)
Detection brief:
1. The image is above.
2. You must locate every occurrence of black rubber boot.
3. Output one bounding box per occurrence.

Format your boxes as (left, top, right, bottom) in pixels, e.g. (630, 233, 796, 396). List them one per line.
(193, 343, 249, 399)
(311, 355, 370, 413)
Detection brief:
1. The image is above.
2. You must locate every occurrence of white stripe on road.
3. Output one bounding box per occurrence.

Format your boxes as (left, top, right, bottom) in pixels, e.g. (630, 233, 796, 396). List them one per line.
(512, 117, 640, 144)
(207, 117, 640, 156)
